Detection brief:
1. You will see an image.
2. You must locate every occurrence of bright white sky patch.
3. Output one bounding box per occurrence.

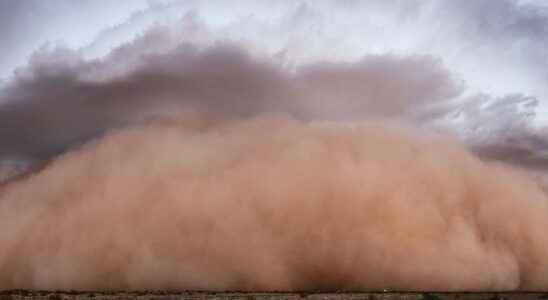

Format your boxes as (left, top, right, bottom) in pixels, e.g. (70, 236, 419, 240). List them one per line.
(1, 1, 547, 105)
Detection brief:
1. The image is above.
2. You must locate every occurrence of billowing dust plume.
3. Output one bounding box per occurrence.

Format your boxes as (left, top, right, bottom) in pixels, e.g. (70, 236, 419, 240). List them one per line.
(1, 115, 548, 291)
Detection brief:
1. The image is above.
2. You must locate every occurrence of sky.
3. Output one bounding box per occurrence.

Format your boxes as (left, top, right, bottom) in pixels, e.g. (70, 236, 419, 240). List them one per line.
(1, 0, 547, 98)
(1, 0, 548, 179)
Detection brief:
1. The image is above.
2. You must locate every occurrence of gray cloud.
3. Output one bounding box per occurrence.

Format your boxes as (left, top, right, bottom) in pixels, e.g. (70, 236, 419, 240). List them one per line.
(1, 0, 548, 179)
(0, 32, 460, 167)
(80, 0, 548, 99)
(440, 93, 548, 170)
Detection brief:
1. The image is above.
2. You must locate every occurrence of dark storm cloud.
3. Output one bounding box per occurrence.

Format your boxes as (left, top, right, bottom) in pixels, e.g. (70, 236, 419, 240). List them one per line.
(2, 0, 548, 181)
(445, 93, 548, 170)
(474, 134, 548, 171)
(0, 37, 459, 163)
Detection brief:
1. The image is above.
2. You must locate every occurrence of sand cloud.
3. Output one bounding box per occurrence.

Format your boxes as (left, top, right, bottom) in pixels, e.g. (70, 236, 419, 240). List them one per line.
(1, 117, 548, 291)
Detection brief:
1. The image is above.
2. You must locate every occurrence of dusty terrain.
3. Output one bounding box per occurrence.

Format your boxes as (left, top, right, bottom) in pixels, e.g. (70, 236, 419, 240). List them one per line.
(1, 291, 547, 300)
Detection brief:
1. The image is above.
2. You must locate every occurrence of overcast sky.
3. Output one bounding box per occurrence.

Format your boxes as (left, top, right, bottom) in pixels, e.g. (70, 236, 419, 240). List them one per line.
(1, 0, 548, 179)
(1, 0, 547, 100)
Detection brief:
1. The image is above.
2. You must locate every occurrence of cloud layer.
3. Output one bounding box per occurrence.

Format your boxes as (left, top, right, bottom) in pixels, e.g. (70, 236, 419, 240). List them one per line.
(2, 0, 548, 180)
(0, 37, 460, 169)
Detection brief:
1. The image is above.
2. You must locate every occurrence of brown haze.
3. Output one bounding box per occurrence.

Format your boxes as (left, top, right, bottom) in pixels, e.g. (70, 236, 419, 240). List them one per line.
(1, 115, 548, 291)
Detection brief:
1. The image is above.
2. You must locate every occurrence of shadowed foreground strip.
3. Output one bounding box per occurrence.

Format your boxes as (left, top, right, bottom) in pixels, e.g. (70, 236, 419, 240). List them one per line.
(1, 291, 548, 300)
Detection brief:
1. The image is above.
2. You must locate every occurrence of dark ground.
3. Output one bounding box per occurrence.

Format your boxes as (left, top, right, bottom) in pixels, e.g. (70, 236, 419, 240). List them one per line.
(1, 291, 548, 300)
